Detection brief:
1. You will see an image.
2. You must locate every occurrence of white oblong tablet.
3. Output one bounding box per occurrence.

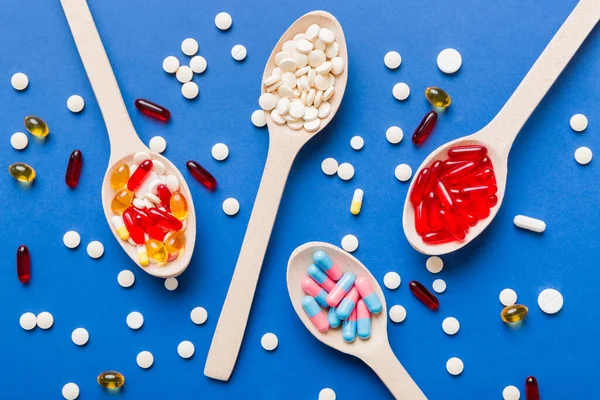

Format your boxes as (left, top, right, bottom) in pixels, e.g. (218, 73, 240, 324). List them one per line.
(383, 272, 401, 290)
(446, 357, 464, 375)
(337, 163, 354, 181)
(190, 55, 207, 74)
(426, 256, 444, 273)
(386, 126, 404, 144)
(134, 152, 151, 164)
(575, 146, 592, 165)
(499, 288, 517, 306)
(389, 305, 406, 323)
(432, 279, 447, 294)
(62, 383, 80, 400)
(11, 72, 29, 91)
(190, 306, 208, 325)
(395, 164, 412, 182)
(67, 95, 85, 113)
(136, 351, 154, 369)
(513, 215, 546, 233)
(442, 317, 460, 335)
(321, 158, 338, 176)
(437, 48, 462, 74)
(162, 56, 180, 74)
(392, 82, 410, 101)
(177, 340, 195, 359)
(384, 51, 402, 70)
(502, 385, 520, 400)
(71, 327, 89, 346)
(10, 132, 28, 150)
(251, 110, 267, 127)
(341, 234, 358, 252)
(538, 288, 563, 314)
(222, 198, 240, 216)
(261, 332, 278, 351)
(20, 312, 37, 330)
(231, 44, 247, 61)
(181, 38, 198, 56)
(350, 136, 364, 150)
(87, 241, 104, 259)
(165, 277, 178, 291)
(63, 231, 81, 249)
(176, 65, 193, 83)
(182, 82, 199, 99)
(37, 311, 54, 329)
(149, 136, 167, 153)
(319, 388, 336, 400)
(570, 113, 588, 132)
(126, 311, 144, 330)
(215, 12, 232, 30)
(211, 143, 229, 161)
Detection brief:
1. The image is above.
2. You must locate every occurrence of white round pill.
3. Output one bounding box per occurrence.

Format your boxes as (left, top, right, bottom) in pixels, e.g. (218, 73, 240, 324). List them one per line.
(20, 312, 37, 330)
(389, 305, 407, 323)
(437, 48, 462, 74)
(215, 12, 232, 30)
(384, 51, 402, 70)
(570, 113, 588, 132)
(71, 328, 89, 346)
(251, 110, 267, 127)
(500, 289, 517, 306)
(341, 234, 358, 252)
(63, 231, 81, 249)
(177, 340, 195, 359)
(134, 152, 150, 164)
(10, 132, 28, 150)
(67, 95, 85, 113)
(392, 82, 410, 101)
(259, 93, 279, 111)
(446, 357, 464, 375)
(350, 136, 364, 150)
(383, 272, 401, 290)
(426, 256, 444, 273)
(222, 198, 240, 216)
(261, 332, 278, 351)
(575, 146, 592, 165)
(321, 158, 338, 175)
(11, 72, 29, 91)
(87, 241, 104, 259)
(165, 277, 178, 291)
(181, 38, 198, 56)
(149, 136, 167, 153)
(386, 126, 404, 144)
(319, 388, 336, 400)
(503, 385, 520, 400)
(432, 279, 447, 294)
(190, 55, 207, 73)
(190, 306, 208, 325)
(181, 82, 199, 99)
(231, 45, 247, 61)
(62, 383, 80, 400)
(166, 175, 179, 192)
(538, 288, 563, 314)
(37, 312, 54, 329)
(442, 317, 460, 335)
(126, 311, 144, 330)
(212, 143, 229, 161)
(176, 65, 193, 83)
(137, 351, 154, 369)
(162, 56, 180, 74)
(337, 162, 355, 181)
(395, 164, 412, 182)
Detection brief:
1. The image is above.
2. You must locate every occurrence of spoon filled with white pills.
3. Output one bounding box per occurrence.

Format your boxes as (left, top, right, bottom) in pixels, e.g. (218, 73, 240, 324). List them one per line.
(61, 0, 196, 278)
(403, 0, 599, 255)
(286, 242, 427, 400)
(205, 11, 348, 380)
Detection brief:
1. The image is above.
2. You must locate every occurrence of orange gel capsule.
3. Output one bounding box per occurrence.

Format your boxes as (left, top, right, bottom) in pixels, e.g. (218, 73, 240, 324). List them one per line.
(169, 192, 188, 220)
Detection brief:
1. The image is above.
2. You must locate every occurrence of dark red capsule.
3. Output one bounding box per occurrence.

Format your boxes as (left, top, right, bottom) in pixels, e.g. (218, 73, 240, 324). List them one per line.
(156, 184, 172, 211)
(412, 111, 438, 145)
(122, 207, 146, 244)
(147, 224, 167, 241)
(147, 208, 183, 231)
(525, 376, 540, 400)
(65, 150, 83, 188)
(186, 160, 217, 190)
(409, 280, 439, 310)
(134, 99, 171, 122)
(17, 245, 31, 284)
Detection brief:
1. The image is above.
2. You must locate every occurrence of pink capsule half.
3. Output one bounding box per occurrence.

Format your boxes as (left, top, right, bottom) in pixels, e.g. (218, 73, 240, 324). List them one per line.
(301, 277, 329, 308)
(326, 272, 356, 307)
(355, 276, 383, 314)
(302, 296, 329, 333)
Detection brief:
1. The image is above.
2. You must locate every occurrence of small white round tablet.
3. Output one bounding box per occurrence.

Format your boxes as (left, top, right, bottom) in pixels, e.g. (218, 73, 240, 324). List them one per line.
(86, 241, 104, 259)
(426, 256, 444, 273)
(177, 340, 195, 359)
(386, 126, 404, 144)
(538, 288, 564, 314)
(442, 317, 460, 335)
(165, 277, 178, 291)
(10, 132, 28, 150)
(502, 385, 520, 400)
(176, 65, 193, 83)
(437, 48, 462, 74)
(319, 388, 336, 400)
(392, 82, 410, 101)
(395, 164, 412, 182)
(190, 306, 208, 325)
(11, 72, 28, 90)
(321, 158, 338, 176)
(126, 311, 144, 330)
(37, 312, 54, 329)
(499, 289, 517, 306)
(62, 383, 80, 400)
(149, 136, 167, 153)
(181, 38, 198, 56)
(222, 198, 240, 216)
(341, 234, 358, 252)
(383, 272, 401, 290)
(251, 110, 267, 127)
(337, 163, 355, 181)
(136, 351, 154, 369)
(231, 45, 247, 61)
(190, 55, 207, 74)
(570, 113, 588, 132)
(212, 143, 229, 161)
(215, 12, 232, 30)
(67, 95, 85, 113)
(261, 332, 278, 351)
(389, 305, 407, 323)
(384, 51, 402, 70)
(574, 146, 592, 165)
(446, 357, 464, 375)
(20, 312, 37, 330)
(71, 328, 89, 346)
(63, 231, 81, 249)
(350, 136, 364, 150)
(181, 82, 199, 99)
(162, 56, 180, 74)
(432, 279, 447, 294)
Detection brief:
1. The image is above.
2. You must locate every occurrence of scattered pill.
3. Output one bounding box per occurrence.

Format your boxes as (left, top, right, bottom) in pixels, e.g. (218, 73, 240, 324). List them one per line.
(383, 272, 401, 290)
(426, 87, 451, 109)
(62, 383, 80, 400)
(24, 115, 49, 137)
(355, 277, 383, 314)
(574, 146, 592, 165)
(222, 198, 240, 216)
(65, 149, 83, 188)
(442, 317, 460, 335)
(211, 143, 229, 161)
(181, 82, 199, 99)
(67, 95, 85, 113)
(10, 132, 28, 150)
(176, 66, 193, 83)
(412, 111, 438, 146)
(190, 55, 207, 74)
(215, 12, 232, 30)
(350, 135, 364, 150)
(181, 38, 198, 56)
(16, 244, 30, 284)
(499, 289, 517, 306)
(410, 280, 440, 310)
(62, 231, 81, 249)
(437, 48, 462, 74)
(319, 388, 336, 400)
(389, 305, 406, 323)
(570, 113, 588, 132)
(525, 376, 540, 400)
(538, 288, 563, 314)
(187, 160, 217, 190)
(37, 311, 54, 329)
(162, 56, 180, 73)
(446, 357, 464, 375)
(11, 72, 29, 90)
(165, 277, 178, 291)
(321, 157, 338, 176)
(392, 82, 410, 100)
(126, 311, 144, 330)
(251, 110, 267, 127)
(350, 189, 363, 215)
(432, 279, 446, 294)
(190, 307, 208, 325)
(136, 351, 154, 369)
(341, 234, 359, 252)
(384, 51, 402, 69)
(231, 45, 247, 61)
(117, 270, 135, 288)
(261, 333, 278, 351)
(71, 328, 89, 346)
(337, 162, 354, 180)
(395, 164, 412, 182)
(149, 136, 167, 153)
(503, 385, 520, 400)
(177, 340, 195, 359)
(86, 241, 104, 258)
(386, 126, 403, 144)
(501, 304, 528, 323)
(20, 312, 37, 330)
(426, 256, 444, 273)
(513, 215, 546, 233)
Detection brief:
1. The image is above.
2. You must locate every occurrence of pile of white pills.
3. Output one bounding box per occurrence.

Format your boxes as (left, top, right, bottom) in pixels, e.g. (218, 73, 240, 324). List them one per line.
(258, 24, 344, 133)
(162, 36, 209, 99)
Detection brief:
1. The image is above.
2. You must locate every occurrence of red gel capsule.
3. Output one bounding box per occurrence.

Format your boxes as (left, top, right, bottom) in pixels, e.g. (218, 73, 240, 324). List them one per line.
(415, 201, 429, 235)
(441, 161, 477, 183)
(439, 209, 466, 241)
(409, 280, 439, 310)
(156, 184, 172, 211)
(480, 156, 493, 169)
(410, 167, 430, 205)
(434, 181, 456, 210)
(456, 197, 490, 220)
(443, 160, 470, 170)
(127, 160, 153, 191)
(186, 160, 217, 190)
(422, 230, 454, 244)
(17, 245, 31, 284)
(122, 208, 146, 244)
(424, 192, 443, 230)
(447, 145, 487, 160)
(412, 111, 438, 145)
(147, 224, 167, 241)
(65, 150, 83, 188)
(424, 160, 444, 195)
(148, 208, 183, 231)
(134, 99, 171, 122)
(488, 195, 498, 207)
(460, 184, 497, 198)
(525, 376, 540, 400)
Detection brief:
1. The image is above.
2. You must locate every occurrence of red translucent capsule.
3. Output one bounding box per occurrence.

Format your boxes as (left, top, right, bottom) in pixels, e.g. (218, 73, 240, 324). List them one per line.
(127, 160, 153, 191)
(122, 208, 146, 244)
(412, 111, 438, 145)
(424, 160, 444, 195)
(460, 184, 497, 198)
(147, 224, 167, 241)
(65, 149, 83, 188)
(415, 201, 429, 235)
(134, 99, 171, 122)
(410, 167, 430, 205)
(443, 159, 469, 170)
(456, 197, 490, 220)
(488, 195, 498, 207)
(462, 168, 495, 186)
(147, 208, 183, 231)
(439, 209, 466, 241)
(452, 208, 471, 232)
(409, 280, 439, 310)
(422, 230, 454, 244)
(17, 245, 30, 284)
(441, 161, 477, 183)
(447, 145, 487, 160)
(434, 181, 456, 210)
(186, 160, 217, 190)
(424, 192, 443, 230)
(156, 184, 172, 211)
(480, 156, 493, 169)
(525, 376, 540, 400)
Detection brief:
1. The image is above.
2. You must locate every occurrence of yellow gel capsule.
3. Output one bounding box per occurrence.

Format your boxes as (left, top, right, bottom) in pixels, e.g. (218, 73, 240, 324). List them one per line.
(501, 304, 528, 323)
(110, 164, 130, 190)
(425, 87, 451, 109)
(137, 245, 149, 267)
(146, 239, 168, 263)
(164, 231, 186, 253)
(97, 370, 125, 389)
(9, 162, 36, 183)
(170, 192, 189, 220)
(24, 115, 50, 137)
(111, 189, 133, 215)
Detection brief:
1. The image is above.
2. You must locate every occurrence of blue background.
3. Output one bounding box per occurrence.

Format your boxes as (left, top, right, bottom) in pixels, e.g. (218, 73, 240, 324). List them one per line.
(1, 0, 598, 399)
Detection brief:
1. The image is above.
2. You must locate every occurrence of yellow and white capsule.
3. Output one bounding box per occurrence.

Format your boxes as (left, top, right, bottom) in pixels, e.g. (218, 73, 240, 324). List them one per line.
(350, 189, 364, 215)
(137, 245, 149, 267)
(111, 215, 130, 241)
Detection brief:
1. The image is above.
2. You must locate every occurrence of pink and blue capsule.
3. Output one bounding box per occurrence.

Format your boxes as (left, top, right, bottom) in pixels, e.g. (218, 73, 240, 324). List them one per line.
(301, 277, 329, 308)
(302, 296, 329, 333)
(313, 250, 343, 281)
(336, 286, 360, 320)
(326, 272, 356, 307)
(307, 264, 336, 292)
(328, 307, 341, 328)
(342, 307, 357, 343)
(356, 299, 371, 340)
(355, 276, 383, 314)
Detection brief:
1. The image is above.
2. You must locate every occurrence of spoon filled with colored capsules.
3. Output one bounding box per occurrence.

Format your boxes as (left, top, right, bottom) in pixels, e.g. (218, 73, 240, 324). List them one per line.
(61, 0, 196, 278)
(403, 0, 599, 255)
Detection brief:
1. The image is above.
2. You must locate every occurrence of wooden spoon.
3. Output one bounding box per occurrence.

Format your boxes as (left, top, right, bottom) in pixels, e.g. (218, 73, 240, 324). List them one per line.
(287, 242, 427, 400)
(403, 0, 600, 255)
(205, 11, 348, 380)
(61, 0, 196, 278)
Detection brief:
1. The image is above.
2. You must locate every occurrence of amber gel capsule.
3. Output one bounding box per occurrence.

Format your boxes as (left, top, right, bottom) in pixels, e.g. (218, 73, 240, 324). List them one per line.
(501, 304, 528, 323)
(97, 370, 125, 388)
(409, 280, 439, 310)
(65, 149, 83, 188)
(17, 245, 31, 284)
(134, 99, 170, 122)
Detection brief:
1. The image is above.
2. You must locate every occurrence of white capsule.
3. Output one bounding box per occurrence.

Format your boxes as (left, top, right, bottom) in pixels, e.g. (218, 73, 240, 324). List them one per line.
(513, 215, 546, 233)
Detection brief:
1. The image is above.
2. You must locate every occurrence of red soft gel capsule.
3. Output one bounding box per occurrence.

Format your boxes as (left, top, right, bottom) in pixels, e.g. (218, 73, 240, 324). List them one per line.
(409, 280, 439, 310)
(17, 245, 31, 284)
(134, 99, 171, 122)
(65, 149, 83, 188)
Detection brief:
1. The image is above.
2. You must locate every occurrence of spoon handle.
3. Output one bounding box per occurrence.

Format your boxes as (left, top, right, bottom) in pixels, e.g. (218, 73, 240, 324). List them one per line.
(488, 0, 599, 150)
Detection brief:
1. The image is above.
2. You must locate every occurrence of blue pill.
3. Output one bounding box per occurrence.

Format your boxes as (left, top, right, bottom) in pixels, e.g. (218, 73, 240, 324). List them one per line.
(302, 296, 321, 318)
(357, 317, 371, 339)
(314, 289, 329, 308)
(308, 264, 328, 284)
(336, 297, 357, 320)
(313, 250, 333, 271)
(336, 272, 356, 292)
(363, 293, 383, 314)
(342, 318, 357, 343)
(328, 307, 341, 328)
